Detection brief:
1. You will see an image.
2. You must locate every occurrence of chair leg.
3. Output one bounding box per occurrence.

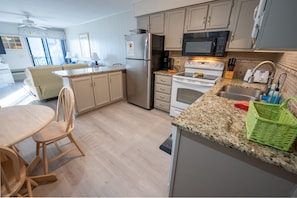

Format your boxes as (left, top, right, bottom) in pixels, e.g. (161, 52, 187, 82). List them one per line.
(36, 142, 40, 156)
(26, 178, 33, 197)
(68, 134, 85, 156)
(42, 143, 48, 174)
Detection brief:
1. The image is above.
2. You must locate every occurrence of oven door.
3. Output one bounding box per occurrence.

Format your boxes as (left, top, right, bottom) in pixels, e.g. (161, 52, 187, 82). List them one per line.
(170, 77, 213, 116)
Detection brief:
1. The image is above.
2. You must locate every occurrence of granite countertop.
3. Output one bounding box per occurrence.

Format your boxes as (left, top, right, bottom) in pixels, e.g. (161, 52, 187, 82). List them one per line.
(53, 65, 126, 77)
(172, 78, 297, 175)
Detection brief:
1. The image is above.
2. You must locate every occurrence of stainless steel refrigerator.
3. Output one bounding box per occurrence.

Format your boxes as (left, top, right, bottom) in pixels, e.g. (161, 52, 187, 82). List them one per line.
(125, 33, 164, 109)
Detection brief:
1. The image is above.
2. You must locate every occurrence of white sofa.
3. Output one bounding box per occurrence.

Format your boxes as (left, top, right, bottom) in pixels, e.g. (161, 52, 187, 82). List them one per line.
(24, 64, 88, 100)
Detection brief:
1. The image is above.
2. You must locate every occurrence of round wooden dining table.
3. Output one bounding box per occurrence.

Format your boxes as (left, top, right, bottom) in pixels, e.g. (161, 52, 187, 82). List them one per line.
(0, 105, 55, 146)
(0, 104, 57, 185)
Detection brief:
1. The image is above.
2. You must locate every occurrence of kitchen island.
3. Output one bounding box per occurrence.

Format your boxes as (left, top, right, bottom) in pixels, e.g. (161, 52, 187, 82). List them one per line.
(54, 65, 126, 116)
(169, 78, 297, 197)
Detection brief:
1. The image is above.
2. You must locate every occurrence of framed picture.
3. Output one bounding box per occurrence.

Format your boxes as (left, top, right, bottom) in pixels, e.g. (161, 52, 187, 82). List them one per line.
(79, 33, 91, 58)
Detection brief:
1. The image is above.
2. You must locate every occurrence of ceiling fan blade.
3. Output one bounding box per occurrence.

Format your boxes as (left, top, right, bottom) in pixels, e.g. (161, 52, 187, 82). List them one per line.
(36, 26, 47, 30)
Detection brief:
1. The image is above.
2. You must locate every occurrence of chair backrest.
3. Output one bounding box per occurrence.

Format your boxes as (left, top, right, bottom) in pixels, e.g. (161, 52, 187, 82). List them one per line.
(0, 146, 26, 197)
(56, 86, 75, 132)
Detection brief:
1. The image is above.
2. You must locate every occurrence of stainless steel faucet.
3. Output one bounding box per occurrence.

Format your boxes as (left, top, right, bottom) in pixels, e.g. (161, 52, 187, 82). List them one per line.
(247, 60, 276, 94)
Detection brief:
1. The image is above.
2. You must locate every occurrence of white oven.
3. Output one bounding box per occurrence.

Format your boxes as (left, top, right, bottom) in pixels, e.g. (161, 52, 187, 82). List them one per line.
(170, 60, 224, 117)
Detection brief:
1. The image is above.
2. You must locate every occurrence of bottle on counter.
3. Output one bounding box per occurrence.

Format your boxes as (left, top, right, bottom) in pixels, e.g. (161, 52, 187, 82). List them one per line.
(267, 84, 282, 104)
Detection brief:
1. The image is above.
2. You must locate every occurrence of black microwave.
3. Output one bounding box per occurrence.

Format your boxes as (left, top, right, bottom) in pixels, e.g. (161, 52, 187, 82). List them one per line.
(182, 31, 230, 57)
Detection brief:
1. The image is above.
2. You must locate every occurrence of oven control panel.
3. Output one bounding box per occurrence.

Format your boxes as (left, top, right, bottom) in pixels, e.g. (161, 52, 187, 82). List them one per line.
(185, 60, 224, 71)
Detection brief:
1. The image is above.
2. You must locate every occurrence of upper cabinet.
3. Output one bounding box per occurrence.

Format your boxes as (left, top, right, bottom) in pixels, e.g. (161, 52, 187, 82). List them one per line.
(184, 0, 233, 33)
(164, 8, 186, 50)
(252, 0, 297, 50)
(137, 15, 149, 31)
(137, 12, 165, 35)
(227, 0, 259, 51)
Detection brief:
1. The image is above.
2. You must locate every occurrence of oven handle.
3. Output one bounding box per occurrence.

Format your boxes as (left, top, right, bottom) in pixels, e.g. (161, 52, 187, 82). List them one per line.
(173, 77, 214, 87)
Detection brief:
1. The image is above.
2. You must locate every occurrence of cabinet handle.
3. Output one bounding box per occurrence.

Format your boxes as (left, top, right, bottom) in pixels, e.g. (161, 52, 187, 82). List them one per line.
(250, 41, 254, 49)
(203, 16, 206, 25)
(231, 34, 234, 41)
(208, 16, 211, 24)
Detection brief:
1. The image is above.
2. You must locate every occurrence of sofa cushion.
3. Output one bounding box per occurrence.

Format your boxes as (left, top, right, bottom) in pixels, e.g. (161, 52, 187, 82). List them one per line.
(26, 65, 62, 86)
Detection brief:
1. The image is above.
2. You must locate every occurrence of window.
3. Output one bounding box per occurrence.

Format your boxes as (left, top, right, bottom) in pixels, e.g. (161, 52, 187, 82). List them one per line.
(1, 36, 23, 49)
(79, 33, 91, 58)
(27, 37, 66, 66)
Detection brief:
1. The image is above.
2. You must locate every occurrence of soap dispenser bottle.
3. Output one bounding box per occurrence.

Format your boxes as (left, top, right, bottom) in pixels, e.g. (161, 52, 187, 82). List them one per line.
(267, 73, 287, 104)
(267, 84, 281, 104)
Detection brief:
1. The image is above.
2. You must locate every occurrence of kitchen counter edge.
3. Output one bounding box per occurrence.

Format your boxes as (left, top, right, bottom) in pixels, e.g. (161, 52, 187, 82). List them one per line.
(172, 78, 297, 175)
(53, 65, 126, 78)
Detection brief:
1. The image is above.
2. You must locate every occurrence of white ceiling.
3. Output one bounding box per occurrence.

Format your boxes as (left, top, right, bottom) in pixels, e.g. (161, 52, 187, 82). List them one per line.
(0, 0, 140, 29)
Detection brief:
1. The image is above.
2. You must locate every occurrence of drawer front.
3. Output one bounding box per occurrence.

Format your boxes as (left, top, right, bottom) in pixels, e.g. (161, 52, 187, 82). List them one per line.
(155, 91, 171, 102)
(155, 75, 172, 85)
(155, 84, 171, 94)
(154, 99, 170, 112)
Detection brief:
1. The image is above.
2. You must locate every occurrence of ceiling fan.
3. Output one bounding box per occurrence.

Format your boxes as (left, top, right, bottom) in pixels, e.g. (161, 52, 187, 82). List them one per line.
(18, 15, 47, 30)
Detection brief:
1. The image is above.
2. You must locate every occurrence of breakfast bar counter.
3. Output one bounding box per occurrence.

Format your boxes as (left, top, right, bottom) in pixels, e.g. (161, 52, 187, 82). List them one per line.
(169, 78, 297, 197)
(53, 65, 126, 116)
(53, 65, 125, 77)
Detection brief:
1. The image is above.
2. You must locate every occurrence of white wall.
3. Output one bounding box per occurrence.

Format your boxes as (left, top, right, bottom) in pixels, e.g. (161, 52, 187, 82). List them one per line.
(65, 10, 137, 66)
(0, 22, 33, 70)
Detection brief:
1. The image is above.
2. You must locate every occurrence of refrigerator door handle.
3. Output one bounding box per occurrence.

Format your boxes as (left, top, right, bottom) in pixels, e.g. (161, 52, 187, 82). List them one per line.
(144, 37, 148, 60)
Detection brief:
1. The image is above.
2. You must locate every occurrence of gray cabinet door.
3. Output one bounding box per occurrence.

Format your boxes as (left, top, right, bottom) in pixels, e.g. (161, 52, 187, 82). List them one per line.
(228, 0, 259, 50)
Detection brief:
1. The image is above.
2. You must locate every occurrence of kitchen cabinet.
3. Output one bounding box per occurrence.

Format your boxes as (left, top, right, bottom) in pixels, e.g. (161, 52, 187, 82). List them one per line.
(164, 8, 185, 50)
(137, 12, 165, 35)
(184, 0, 233, 33)
(137, 15, 149, 31)
(71, 76, 96, 113)
(70, 71, 123, 114)
(169, 127, 297, 196)
(227, 0, 259, 51)
(252, 0, 297, 50)
(109, 71, 124, 102)
(93, 74, 110, 106)
(0, 64, 15, 86)
(154, 74, 172, 112)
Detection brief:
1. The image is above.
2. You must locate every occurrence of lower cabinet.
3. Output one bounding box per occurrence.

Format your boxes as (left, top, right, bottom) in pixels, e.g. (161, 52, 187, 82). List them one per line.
(154, 74, 172, 112)
(70, 71, 123, 114)
(109, 72, 124, 102)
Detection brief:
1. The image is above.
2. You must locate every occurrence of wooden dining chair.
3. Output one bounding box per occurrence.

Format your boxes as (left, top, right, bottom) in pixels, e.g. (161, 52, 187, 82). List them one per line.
(32, 86, 85, 174)
(0, 146, 36, 197)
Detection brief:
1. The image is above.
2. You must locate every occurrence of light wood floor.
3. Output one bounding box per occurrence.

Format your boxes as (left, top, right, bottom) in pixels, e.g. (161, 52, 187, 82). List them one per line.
(16, 100, 173, 197)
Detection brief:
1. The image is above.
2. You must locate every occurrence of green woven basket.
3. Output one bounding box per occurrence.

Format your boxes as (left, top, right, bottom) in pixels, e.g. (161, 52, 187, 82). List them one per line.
(246, 97, 297, 151)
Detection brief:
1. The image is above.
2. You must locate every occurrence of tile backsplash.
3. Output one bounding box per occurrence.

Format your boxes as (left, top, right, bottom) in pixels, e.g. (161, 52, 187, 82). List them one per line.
(274, 52, 297, 116)
(169, 51, 297, 116)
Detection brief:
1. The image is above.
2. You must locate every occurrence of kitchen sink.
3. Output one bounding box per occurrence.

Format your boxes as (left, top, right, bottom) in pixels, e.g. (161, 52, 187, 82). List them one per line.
(216, 85, 263, 101)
